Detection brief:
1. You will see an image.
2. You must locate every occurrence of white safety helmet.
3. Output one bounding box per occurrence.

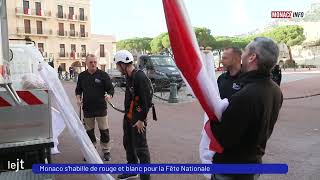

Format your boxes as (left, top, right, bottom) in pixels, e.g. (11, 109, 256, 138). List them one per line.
(113, 50, 134, 64)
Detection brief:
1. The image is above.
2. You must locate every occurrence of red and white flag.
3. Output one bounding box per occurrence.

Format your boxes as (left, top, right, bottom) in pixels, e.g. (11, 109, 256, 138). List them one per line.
(162, 0, 229, 163)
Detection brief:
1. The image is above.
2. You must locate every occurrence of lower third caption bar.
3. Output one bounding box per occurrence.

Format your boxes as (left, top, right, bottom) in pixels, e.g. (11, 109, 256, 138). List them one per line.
(32, 164, 288, 174)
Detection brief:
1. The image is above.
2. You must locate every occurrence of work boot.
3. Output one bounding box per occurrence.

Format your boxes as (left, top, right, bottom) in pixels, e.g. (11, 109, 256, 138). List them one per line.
(117, 174, 138, 180)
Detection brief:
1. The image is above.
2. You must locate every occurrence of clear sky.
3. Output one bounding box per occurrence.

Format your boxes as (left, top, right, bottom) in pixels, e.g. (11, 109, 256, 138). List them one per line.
(91, 0, 316, 40)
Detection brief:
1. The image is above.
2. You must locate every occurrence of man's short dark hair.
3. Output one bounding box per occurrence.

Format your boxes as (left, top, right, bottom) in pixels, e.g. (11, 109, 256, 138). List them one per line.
(224, 46, 242, 57)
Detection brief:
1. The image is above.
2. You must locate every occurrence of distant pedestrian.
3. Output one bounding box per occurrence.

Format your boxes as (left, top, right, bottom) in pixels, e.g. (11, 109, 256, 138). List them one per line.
(58, 65, 62, 79)
(69, 66, 74, 79)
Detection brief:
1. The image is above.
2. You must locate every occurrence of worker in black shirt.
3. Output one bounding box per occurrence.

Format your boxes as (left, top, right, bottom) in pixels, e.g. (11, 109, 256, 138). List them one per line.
(217, 47, 242, 99)
(114, 50, 152, 180)
(75, 54, 114, 161)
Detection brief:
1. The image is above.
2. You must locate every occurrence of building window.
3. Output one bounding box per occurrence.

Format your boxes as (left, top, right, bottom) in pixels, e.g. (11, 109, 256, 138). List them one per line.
(100, 65, 106, 71)
(23, 0, 29, 14)
(70, 24, 75, 36)
(58, 23, 64, 36)
(57, 5, 63, 18)
(60, 44, 65, 57)
(35, 2, 41, 16)
(100, 44, 105, 57)
(79, 8, 84, 20)
(80, 25, 85, 37)
(71, 44, 76, 58)
(69, 7, 74, 19)
(36, 21, 43, 34)
(81, 45, 86, 57)
(38, 43, 44, 53)
(24, 19, 31, 34)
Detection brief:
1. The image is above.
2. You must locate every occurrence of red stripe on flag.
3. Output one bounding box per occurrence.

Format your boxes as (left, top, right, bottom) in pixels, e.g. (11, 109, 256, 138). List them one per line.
(163, 0, 223, 152)
(204, 121, 224, 153)
(0, 97, 11, 107)
(163, 0, 216, 119)
(17, 91, 43, 105)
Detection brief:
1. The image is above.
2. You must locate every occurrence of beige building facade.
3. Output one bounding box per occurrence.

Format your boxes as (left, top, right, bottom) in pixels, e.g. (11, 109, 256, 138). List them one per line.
(276, 21, 320, 67)
(6, 0, 116, 73)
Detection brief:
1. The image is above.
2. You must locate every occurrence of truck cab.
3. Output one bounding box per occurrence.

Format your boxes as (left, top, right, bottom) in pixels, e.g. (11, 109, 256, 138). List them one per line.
(137, 55, 183, 91)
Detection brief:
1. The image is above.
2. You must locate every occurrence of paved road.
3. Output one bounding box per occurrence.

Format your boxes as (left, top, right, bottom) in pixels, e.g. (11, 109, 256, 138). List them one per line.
(52, 73, 320, 180)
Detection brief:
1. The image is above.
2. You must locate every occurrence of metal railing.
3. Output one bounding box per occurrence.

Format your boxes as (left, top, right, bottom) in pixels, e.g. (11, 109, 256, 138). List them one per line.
(68, 30, 79, 37)
(56, 13, 67, 19)
(78, 15, 88, 21)
(15, 7, 51, 17)
(68, 14, 77, 20)
(79, 32, 88, 38)
(57, 30, 68, 36)
(59, 52, 68, 58)
(56, 13, 88, 21)
(16, 27, 52, 36)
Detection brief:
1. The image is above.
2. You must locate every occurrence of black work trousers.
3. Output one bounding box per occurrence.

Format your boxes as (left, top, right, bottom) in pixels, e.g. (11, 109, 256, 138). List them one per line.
(123, 116, 150, 180)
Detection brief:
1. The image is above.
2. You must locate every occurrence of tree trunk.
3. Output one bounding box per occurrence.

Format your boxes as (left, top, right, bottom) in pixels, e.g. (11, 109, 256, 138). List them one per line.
(287, 45, 296, 71)
(218, 49, 222, 68)
(287, 45, 293, 61)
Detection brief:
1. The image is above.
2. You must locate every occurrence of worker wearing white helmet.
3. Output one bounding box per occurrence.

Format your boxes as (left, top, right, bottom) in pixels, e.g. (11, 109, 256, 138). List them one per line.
(113, 50, 134, 64)
(114, 50, 152, 180)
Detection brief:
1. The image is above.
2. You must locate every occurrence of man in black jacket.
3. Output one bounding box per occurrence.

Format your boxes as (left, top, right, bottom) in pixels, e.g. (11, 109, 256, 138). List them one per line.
(271, 64, 282, 86)
(217, 47, 242, 99)
(75, 54, 114, 161)
(211, 37, 283, 180)
(114, 50, 152, 180)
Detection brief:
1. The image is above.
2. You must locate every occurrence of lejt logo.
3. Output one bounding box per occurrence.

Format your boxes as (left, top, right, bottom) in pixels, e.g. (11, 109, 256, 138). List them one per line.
(271, 11, 304, 18)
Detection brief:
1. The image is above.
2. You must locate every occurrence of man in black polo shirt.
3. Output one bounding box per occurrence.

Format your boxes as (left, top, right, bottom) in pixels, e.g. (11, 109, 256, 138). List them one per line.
(217, 47, 242, 99)
(75, 54, 114, 161)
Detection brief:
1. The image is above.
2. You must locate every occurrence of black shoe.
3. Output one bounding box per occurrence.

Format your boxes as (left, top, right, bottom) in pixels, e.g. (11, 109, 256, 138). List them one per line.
(83, 157, 86, 161)
(117, 174, 138, 180)
(103, 152, 111, 161)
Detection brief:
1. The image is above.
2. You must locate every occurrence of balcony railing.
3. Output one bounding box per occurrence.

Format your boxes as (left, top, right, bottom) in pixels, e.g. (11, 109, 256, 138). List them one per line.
(81, 52, 87, 57)
(68, 30, 79, 37)
(16, 27, 52, 36)
(68, 14, 77, 20)
(42, 52, 48, 58)
(56, 13, 67, 19)
(79, 15, 88, 21)
(59, 52, 68, 58)
(56, 13, 88, 21)
(79, 32, 88, 38)
(70, 52, 82, 59)
(57, 30, 68, 37)
(59, 52, 83, 59)
(15, 7, 51, 17)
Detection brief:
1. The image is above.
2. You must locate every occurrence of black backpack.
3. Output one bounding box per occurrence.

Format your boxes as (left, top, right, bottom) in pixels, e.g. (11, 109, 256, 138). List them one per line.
(132, 69, 157, 121)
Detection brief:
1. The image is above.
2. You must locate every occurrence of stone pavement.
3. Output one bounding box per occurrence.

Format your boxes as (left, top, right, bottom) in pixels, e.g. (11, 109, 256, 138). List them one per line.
(52, 74, 320, 180)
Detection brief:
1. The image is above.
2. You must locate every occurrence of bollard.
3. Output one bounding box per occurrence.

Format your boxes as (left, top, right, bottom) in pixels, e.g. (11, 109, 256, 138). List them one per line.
(168, 83, 179, 103)
(73, 73, 78, 83)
